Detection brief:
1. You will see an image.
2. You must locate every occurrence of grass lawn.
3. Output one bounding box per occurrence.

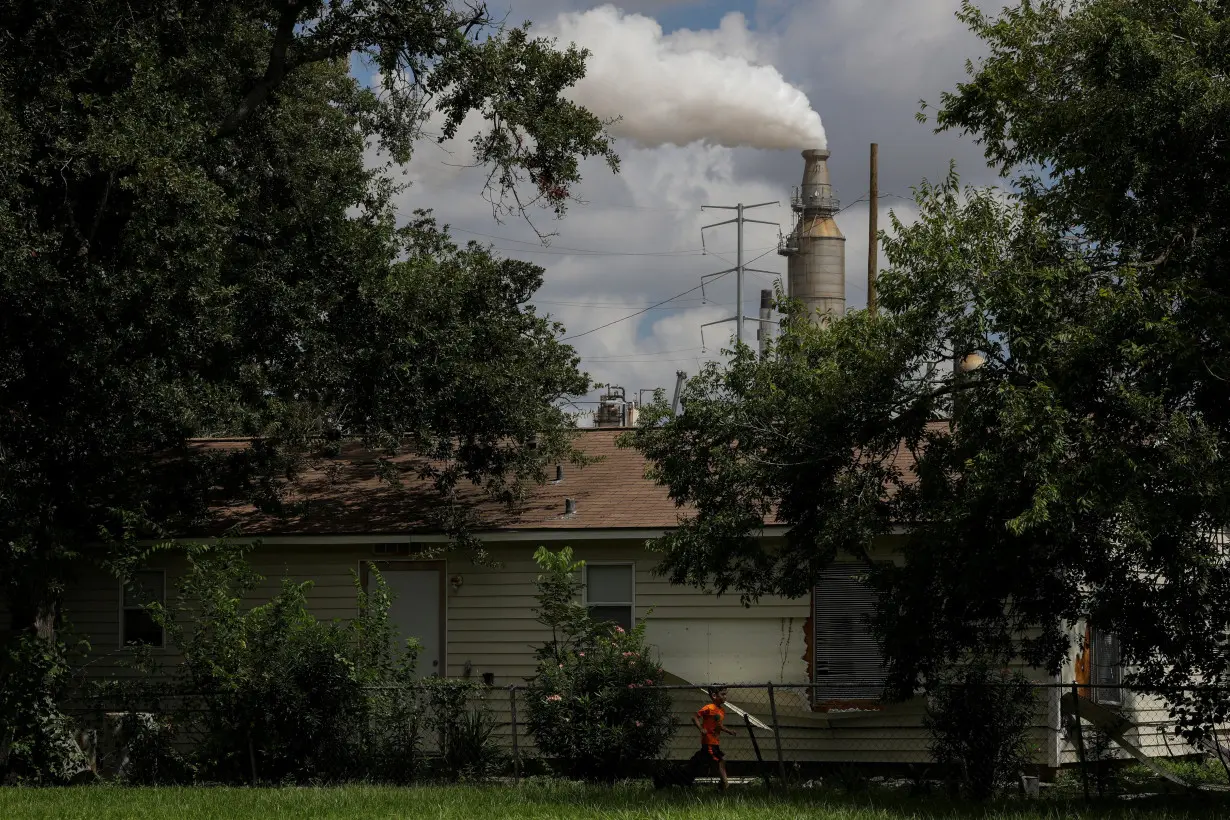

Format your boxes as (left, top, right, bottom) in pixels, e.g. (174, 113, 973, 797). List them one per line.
(2, 781, 1229, 820)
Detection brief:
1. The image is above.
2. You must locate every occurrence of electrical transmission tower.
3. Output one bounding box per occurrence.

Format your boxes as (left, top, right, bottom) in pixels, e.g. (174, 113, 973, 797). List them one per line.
(697, 201, 780, 350)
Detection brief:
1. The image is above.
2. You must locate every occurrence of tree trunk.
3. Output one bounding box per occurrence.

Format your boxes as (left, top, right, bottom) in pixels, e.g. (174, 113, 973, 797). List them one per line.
(34, 598, 59, 642)
(0, 573, 90, 783)
(5, 575, 62, 644)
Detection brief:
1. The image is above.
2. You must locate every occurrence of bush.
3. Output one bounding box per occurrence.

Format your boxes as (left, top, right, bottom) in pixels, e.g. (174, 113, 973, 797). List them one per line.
(146, 544, 422, 784)
(0, 631, 91, 784)
(423, 680, 504, 781)
(111, 711, 193, 785)
(524, 547, 674, 781)
(924, 656, 1037, 800)
(1082, 728, 1120, 797)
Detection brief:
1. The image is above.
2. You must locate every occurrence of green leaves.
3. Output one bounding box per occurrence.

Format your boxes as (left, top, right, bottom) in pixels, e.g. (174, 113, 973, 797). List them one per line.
(630, 0, 1230, 738)
(525, 547, 674, 781)
(925, 656, 1036, 801)
(1, 0, 609, 636)
(130, 546, 434, 783)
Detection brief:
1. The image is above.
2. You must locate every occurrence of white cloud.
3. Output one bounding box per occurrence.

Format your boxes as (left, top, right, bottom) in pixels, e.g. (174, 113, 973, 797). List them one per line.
(375, 2, 993, 422)
(545, 6, 825, 149)
(388, 137, 790, 410)
(772, 0, 990, 94)
(825, 198, 921, 309)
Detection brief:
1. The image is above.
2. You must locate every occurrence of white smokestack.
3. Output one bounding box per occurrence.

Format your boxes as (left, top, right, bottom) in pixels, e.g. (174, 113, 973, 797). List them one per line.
(547, 6, 827, 151)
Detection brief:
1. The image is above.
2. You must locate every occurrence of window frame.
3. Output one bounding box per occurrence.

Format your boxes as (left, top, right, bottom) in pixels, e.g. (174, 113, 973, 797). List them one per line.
(119, 569, 167, 650)
(582, 561, 636, 631)
(1090, 626, 1123, 707)
(811, 562, 887, 712)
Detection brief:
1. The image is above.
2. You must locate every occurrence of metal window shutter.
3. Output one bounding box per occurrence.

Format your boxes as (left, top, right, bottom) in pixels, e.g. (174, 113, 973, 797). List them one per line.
(814, 563, 886, 700)
(1093, 629, 1122, 703)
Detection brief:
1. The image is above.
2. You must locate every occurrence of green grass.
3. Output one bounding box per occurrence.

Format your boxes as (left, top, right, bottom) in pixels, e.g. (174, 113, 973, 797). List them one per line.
(2, 781, 1229, 820)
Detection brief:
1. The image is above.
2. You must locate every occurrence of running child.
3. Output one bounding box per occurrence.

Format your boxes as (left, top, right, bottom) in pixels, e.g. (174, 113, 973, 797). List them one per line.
(692, 687, 737, 790)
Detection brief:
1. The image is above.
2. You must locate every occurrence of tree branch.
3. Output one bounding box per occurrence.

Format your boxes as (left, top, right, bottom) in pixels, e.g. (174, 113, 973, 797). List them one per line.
(460, 2, 491, 38)
(215, 3, 304, 140)
(86, 171, 115, 248)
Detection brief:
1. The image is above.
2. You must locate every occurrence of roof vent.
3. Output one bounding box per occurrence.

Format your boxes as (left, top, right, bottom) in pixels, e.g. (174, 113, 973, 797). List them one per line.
(564, 498, 576, 516)
(554, 464, 564, 482)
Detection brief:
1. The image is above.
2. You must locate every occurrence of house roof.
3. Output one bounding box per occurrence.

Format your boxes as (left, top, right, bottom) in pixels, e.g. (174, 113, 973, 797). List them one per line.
(196, 422, 946, 538)
(200, 428, 683, 537)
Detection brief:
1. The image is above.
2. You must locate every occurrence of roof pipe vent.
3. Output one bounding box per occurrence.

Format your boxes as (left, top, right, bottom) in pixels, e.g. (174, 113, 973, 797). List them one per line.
(555, 464, 564, 482)
(564, 498, 576, 516)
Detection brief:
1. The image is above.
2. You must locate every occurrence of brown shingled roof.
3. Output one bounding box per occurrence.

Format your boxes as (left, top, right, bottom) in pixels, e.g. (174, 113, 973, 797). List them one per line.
(202, 428, 683, 536)
(198, 422, 947, 538)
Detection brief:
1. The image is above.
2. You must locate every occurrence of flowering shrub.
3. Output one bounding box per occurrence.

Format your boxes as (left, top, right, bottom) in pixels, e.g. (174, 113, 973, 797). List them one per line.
(523, 547, 674, 780)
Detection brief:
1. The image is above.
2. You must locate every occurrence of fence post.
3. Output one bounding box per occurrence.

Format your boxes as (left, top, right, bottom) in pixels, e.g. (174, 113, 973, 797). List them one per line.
(767, 681, 786, 784)
(509, 685, 521, 784)
(744, 712, 773, 790)
(1213, 728, 1230, 785)
(248, 731, 259, 785)
(1071, 683, 1090, 802)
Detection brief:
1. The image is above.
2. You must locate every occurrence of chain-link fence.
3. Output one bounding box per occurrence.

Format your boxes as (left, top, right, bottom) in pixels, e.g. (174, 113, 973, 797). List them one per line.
(61, 681, 1230, 796)
(62, 682, 509, 783)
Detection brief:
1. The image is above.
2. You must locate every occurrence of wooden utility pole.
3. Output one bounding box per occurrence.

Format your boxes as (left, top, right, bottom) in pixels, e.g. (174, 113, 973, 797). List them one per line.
(868, 143, 879, 317)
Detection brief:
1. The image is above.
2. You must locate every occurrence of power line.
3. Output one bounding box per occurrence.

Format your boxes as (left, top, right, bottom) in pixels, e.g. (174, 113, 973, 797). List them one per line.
(582, 346, 704, 360)
(745, 245, 781, 267)
(394, 211, 711, 256)
(534, 298, 707, 310)
(827, 191, 912, 218)
(486, 241, 778, 258)
(489, 245, 705, 257)
(450, 226, 778, 258)
(747, 269, 781, 284)
(560, 274, 732, 342)
(489, 242, 778, 258)
(577, 202, 700, 212)
(581, 357, 716, 365)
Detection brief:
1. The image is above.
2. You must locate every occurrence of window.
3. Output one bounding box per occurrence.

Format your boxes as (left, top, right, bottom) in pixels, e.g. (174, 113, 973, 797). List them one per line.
(585, 563, 634, 632)
(1091, 628, 1122, 705)
(121, 570, 165, 648)
(813, 564, 886, 703)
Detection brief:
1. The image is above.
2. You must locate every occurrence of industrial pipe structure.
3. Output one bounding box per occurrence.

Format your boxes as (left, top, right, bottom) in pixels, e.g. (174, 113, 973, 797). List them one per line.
(779, 148, 846, 323)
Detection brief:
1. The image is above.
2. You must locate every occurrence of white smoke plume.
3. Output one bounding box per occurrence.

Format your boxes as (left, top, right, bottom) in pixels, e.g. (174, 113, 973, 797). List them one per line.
(545, 6, 827, 151)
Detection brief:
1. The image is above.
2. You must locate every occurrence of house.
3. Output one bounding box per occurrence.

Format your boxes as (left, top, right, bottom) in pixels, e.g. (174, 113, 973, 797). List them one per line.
(50, 427, 1198, 771)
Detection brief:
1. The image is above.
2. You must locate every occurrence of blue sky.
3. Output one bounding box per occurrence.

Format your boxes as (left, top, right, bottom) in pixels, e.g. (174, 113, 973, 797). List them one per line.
(653, 0, 760, 32)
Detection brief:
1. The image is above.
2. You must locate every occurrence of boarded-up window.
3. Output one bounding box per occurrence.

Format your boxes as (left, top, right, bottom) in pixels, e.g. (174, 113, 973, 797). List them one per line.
(585, 563, 634, 632)
(1092, 628, 1122, 706)
(813, 564, 886, 702)
(122, 570, 165, 648)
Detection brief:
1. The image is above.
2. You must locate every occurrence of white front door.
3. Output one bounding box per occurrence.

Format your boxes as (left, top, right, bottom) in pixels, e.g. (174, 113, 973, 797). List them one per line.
(382, 566, 443, 678)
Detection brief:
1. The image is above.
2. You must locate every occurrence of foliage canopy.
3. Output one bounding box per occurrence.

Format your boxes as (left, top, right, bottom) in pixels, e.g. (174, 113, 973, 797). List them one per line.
(629, 0, 1230, 736)
(0, 0, 616, 638)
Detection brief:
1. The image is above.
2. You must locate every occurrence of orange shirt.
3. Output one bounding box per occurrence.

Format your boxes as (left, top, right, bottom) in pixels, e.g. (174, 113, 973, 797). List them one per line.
(696, 703, 726, 745)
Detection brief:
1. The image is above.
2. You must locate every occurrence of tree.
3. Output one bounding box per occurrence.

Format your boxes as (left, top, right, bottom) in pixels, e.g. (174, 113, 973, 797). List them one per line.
(1, 2, 613, 651)
(628, 0, 1230, 739)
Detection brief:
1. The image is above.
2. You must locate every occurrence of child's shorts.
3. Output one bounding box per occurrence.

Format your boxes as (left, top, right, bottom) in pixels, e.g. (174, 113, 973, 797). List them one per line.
(701, 744, 724, 762)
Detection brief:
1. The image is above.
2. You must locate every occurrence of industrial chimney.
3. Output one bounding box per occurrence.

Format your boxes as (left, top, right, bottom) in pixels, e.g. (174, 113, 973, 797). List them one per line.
(757, 289, 772, 357)
(779, 148, 846, 322)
